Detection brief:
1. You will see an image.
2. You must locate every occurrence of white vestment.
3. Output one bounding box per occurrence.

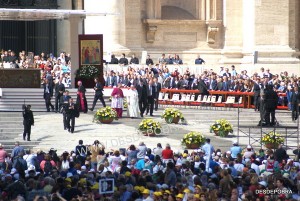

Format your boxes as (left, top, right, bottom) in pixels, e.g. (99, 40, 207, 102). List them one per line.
(127, 89, 140, 117)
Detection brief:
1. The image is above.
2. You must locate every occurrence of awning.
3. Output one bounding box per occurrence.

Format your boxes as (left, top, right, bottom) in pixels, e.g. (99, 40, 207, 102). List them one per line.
(0, 8, 118, 21)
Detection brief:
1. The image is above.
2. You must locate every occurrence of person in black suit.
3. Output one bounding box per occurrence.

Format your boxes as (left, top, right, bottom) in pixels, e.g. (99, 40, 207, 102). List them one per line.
(263, 85, 279, 126)
(105, 71, 116, 87)
(291, 86, 300, 121)
(146, 55, 154, 66)
(169, 76, 176, 89)
(197, 76, 209, 95)
(216, 78, 223, 91)
(119, 53, 128, 65)
(109, 54, 119, 64)
(208, 75, 218, 90)
(146, 80, 155, 116)
(22, 105, 34, 141)
(66, 98, 76, 133)
(54, 78, 65, 113)
(136, 79, 148, 117)
(43, 78, 54, 112)
(153, 78, 161, 111)
(61, 91, 72, 130)
(129, 54, 139, 64)
(222, 76, 230, 91)
(89, 78, 106, 111)
(253, 79, 263, 111)
(223, 68, 231, 77)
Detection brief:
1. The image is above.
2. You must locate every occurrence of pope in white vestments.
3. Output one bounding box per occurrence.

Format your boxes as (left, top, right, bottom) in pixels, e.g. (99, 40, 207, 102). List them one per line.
(127, 85, 140, 118)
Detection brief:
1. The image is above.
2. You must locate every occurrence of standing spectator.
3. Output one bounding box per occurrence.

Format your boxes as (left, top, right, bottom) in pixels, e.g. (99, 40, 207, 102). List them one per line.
(89, 78, 106, 111)
(61, 90, 71, 130)
(119, 53, 128, 66)
(22, 105, 34, 141)
(198, 75, 209, 95)
(105, 71, 116, 87)
(89, 140, 104, 170)
(231, 65, 237, 77)
(173, 55, 183, 64)
(158, 53, 167, 64)
(43, 78, 54, 112)
(230, 141, 242, 159)
(110, 54, 119, 64)
(153, 143, 163, 158)
(274, 144, 288, 163)
(137, 142, 147, 161)
(291, 86, 300, 121)
(11, 142, 25, 160)
(130, 54, 139, 64)
(0, 144, 7, 170)
(111, 83, 124, 118)
(75, 140, 88, 165)
(164, 162, 176, 187)
(162, 144, 173, 164)
(195, 55, 205, 64)
(126, 145, 139, 163)
(152, 78, 161, 111)
(146, 55, 154, 66)
(54, 77, 65, 113)
(223, 68, 231, 77)
(146, 80, 155, 116)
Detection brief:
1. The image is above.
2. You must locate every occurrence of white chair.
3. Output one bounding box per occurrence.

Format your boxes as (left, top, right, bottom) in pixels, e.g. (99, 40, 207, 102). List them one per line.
(200, 95, 208, 103)
(163, 93, 169, 101)
(196, 95, 202, 102)
(0, 88, 2, 98)
(185, 94, 191, 102)
(238, 97, 243, 104)
(180, 94, 187, 101)
(190, 95, 195, 101)
(171, 94, 180, 101)
(158, 92, 164, 101)
(217, 96, 222, 103)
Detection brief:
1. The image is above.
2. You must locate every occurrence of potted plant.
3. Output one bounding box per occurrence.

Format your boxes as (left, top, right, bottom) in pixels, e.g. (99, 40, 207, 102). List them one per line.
(210, 119, 233, 137)
(181, 131, 206, 149)
(93, 106, 118, 124)
(75, 65, 100, 88)
(161, 108, 184, 124)
(261, 131, 284, 149)
(138, 119, 161, 136)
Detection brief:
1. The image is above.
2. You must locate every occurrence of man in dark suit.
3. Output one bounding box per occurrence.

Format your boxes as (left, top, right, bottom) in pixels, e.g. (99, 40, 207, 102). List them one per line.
(253, 79, 263, 111)
(109, 54, 119, 64)
(22, 105, 34, 141)
(208, 75, 217, 90)
(60, 90, 72, 130)
(90, 78, 106, 111)
(136, 79, 148, 117)
(119, 53, 128, 65)
(152, 78, 161, 111)
(66, 98, 76, 133)
(217, 78, 223, 91)
(114, 72, 123, 86)
(197, 76, 209, 95)
(223, 68, 231, 77)
(263, 85, 279, 126)
(169, 76, 176, 89)
(105, 71, 116, 87)
(129, 54, 139, 64)
(54, 77, 65, 113)
(222, 76, 230, 91)
(146, 80, 155, 116)
(291, 86, 300, 121)
(43, 78, 54, 112)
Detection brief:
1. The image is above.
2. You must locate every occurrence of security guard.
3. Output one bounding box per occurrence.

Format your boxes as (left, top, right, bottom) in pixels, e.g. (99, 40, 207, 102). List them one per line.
(263, 84, 279, 126)
(22, 105, 34, 141)
(60, 90, 71, 130)
(66, 98, 77, 133)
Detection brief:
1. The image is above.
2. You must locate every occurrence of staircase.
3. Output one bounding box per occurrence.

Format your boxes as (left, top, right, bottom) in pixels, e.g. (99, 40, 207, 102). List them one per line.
(0, 88, 113, 111)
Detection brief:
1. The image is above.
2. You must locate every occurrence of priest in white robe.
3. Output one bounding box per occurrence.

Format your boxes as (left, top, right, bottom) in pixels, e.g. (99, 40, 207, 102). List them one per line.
(127, 85, 140, 118)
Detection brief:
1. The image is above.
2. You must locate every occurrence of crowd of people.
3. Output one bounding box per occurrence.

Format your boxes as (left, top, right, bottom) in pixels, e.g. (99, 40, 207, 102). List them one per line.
(0, 50, 72, 88)
(0, 139, 299, 201)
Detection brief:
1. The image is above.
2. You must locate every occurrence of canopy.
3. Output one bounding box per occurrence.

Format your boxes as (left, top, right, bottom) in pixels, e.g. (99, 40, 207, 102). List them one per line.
(0, 8, 117, 21)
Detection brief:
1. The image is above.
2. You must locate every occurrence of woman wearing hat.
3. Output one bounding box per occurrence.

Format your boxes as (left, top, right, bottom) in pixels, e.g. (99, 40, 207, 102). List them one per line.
(175, 193, 184, 201)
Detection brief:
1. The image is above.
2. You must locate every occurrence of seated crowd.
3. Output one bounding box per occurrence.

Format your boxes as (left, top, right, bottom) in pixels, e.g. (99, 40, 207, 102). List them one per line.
(0, 50, 72, 88)
(0, 139, 299, 200)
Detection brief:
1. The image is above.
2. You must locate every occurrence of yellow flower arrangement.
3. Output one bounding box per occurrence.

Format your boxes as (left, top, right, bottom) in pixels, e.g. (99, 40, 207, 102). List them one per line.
(138, 119, 161, 134)
(181, 131, 206, 147)
(261, 131, 284, 145)
(93, 106, 118, 122)
(210, 119, 233, 137)
(161, 108, 184, 123)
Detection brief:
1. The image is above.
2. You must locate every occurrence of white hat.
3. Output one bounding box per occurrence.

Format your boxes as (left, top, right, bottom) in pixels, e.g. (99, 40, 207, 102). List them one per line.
(287, 159, 293, 164)
(88, 169, 95, 173)
(258, 181, 267, 187)
(67, 172, 73, 178)
(216, 152, 221, 156)
(262, 160, 267, 164)
(247, 145, 252, 149)
(226, 151, 231, 154)
(81, 165, 87, 170)
(233, 141, 238, 145)
(256, 158, 260, 162)
(144, 156, 149, 160)
(283, 173, 289, 179)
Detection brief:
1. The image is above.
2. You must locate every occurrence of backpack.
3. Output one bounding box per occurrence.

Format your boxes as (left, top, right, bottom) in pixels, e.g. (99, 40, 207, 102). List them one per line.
(44, 161, 53, 173)
(266, 160, 274, 172)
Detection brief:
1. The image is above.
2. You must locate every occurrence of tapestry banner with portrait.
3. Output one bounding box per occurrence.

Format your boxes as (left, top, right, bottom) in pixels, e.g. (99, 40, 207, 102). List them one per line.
(78, 34, 103, 88)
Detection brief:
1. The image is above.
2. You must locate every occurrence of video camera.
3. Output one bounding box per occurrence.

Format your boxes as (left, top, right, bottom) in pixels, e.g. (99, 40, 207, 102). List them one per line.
(22, 104, 31, 111)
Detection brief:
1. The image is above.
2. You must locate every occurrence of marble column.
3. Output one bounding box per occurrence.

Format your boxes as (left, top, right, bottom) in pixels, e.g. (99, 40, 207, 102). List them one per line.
(56, 0, 72, 54)
(69, 16, 81, 88)
(155, 0, 161, 19)
(206, 0, 210, 20)
(201, 0, 206, 20)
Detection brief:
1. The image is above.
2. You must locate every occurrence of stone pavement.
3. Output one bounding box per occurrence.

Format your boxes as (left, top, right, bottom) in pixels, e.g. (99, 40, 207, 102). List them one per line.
(15, 108, 299, 155)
